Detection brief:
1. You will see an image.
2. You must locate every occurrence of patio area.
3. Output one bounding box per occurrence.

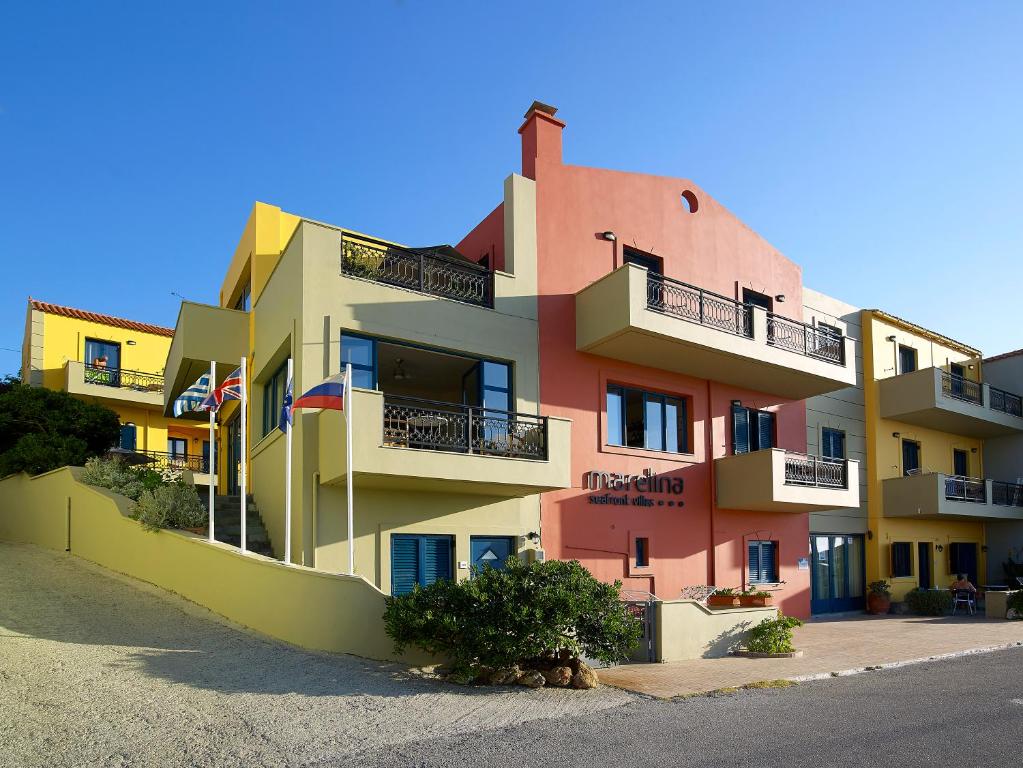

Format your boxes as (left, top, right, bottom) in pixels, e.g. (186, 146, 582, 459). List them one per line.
(599, 613, 1023, 698)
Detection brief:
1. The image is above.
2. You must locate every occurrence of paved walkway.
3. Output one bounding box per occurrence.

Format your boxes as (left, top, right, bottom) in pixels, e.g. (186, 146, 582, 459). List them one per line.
(599, 613, 1023, 698)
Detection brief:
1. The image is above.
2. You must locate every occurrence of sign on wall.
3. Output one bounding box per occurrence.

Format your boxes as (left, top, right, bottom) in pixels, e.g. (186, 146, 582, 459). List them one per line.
(584, 468, 684, 508)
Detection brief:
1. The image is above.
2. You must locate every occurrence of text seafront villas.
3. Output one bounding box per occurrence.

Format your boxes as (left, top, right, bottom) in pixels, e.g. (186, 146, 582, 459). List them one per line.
(862, 311, 1023, 600)
(21, 299, 215, 488)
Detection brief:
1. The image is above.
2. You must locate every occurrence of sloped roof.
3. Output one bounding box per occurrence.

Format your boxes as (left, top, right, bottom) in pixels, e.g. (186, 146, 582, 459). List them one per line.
(28, 299, 175, 337)
(985, 347, 1023, 363)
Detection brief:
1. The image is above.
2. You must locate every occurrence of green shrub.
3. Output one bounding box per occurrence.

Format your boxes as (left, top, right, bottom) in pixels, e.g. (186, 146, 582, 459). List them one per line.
(81, 456, 163, 502)
(1007, 591, 1023, 619)
(133, 483, 206, 532)
(383, 557, 643, 668)
(905, 588, 953, 616)
(746, 614, 803, 654)
(868, 580, 891, 597)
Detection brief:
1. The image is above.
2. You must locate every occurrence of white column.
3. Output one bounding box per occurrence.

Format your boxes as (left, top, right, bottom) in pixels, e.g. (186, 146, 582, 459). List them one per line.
(284, 357, 293, 565)
(240, 356, 247, 553)
(346, 362, 354, 575)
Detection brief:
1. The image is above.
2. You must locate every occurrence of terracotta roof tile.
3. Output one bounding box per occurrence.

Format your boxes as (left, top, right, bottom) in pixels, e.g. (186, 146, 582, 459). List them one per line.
(28, 299, 175, 337)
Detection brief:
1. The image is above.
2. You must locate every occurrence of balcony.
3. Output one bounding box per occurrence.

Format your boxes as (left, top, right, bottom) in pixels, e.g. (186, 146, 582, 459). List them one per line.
(341, 233, 494, 308)
(163, 301, 249, 418)
(139, 450, 217, 486)
(317, 389, 571, 496)
(878, 367, 1023, 437)
(882, 472, 1023, 521)
(575, 264, 857, 399)
(65, 360, 165, 408)
(715, 449, 860, 513)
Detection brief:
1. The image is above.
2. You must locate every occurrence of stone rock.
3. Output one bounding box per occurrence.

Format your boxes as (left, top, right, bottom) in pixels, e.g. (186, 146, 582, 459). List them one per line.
(542, 666, 573, 687)
(516, 670, 546, 688)
(447, 668, 475, 686)
(570, 661, 598, 690)
(487, 666, 520, 686)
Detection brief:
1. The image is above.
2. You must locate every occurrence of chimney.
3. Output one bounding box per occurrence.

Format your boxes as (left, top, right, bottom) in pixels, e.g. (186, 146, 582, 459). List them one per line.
(519, 100, 565, 180)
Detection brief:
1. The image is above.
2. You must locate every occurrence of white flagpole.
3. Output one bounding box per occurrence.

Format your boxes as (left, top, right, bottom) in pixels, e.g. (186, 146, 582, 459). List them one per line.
(240, 356, 248, 553)
(208, 360, 216, 543)
(345, 362, 354, 575)
(284, 357, 293, 565)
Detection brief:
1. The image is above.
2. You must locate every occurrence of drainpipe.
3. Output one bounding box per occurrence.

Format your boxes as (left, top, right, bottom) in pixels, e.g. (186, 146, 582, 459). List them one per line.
(706, 379, 716, 586)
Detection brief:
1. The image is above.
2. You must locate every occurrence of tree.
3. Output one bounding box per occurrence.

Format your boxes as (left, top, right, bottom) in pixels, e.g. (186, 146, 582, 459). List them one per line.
(0, 377, 121, 476)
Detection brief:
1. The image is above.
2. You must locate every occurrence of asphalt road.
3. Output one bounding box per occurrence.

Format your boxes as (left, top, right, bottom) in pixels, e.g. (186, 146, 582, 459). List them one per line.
(352, 647, 1023, 768)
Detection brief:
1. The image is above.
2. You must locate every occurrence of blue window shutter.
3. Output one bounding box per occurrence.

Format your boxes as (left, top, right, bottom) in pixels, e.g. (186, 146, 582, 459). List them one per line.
(748, 541, 761, 583)
(762, 541, 777, 581)
(422, 536, 452, 585)
(733, 407, 750, 454)
(391, 537, 419, 596)
(757, 411, 775, 451)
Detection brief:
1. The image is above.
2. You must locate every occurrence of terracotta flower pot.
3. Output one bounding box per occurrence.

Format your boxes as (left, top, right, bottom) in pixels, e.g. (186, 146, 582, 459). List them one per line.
(708, 595, 741, 608)
(740, 595, 774, 608)
(183, 526, 208, 536)
(866, 592, 891, 615)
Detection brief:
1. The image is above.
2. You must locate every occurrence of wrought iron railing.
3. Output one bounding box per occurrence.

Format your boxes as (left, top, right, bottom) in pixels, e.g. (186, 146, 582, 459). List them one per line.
(990, 385, 1023, 417)
(940, 371, 982, 405)
(767, 314, 846, 366)
(944, 474, 987, 504)
(84, 363, 164, 393)
(382, 396, 548, 460)
(783, 452, 848, 489)
(140, 450, 210, 474)
(646, 273, 752, 337)
(992, 480, 1023, 507)
(341, 234, 494, 308)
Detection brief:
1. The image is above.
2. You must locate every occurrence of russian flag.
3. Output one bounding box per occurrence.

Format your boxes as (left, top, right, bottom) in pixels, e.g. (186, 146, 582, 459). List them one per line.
(292, 372, 347, 412)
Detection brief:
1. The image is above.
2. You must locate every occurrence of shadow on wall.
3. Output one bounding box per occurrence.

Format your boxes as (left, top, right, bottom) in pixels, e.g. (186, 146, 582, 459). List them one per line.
(705, 620, 753, 658)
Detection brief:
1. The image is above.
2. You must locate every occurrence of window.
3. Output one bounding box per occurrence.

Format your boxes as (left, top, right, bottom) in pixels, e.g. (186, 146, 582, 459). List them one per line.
(119, 423, 136, 451)
(821, 427, 846, 461)
(480, 361, 511, 413)
(902, 439, 921, 476)
(341, 334, 376, 389)
(261, 361, 289, 438)
(84, 338, 122, 386)
(742, 289, 773, 311)
(898, 345, 917, 374)
(948, 543, 978, 583)
(891, 542, 912, 578)
(732, 405, 775, 454)
(391, 534, 453, 596)
(635, 537, 650, 568)
(606, 385, 690, 453)
(202, 441, 211, 473)
(622, 247, 662, 275)
(953, 448, 969, 477)
(748, 540, 778, 583)
(234, 282, 251, 311)
(167, 438, 187, 459)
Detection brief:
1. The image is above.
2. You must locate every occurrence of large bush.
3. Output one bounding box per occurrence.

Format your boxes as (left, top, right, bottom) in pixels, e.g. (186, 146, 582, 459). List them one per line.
(134, 483, 207, 532)
(384, 557, 642, 668)
(1006, 591, 1023, 619)
(906, 588, 953, 616)
(746, 614, 803, 654)
(81, 456, 163, 501)
(0, 377, 120, 476)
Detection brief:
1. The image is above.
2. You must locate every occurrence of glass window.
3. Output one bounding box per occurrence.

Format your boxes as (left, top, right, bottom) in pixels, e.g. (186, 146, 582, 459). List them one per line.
(341, 334, 376, 389)
(635, 537, 649, 568)
(644, 396, 665, 451)
(481, 361, 511, 413)
(607, 387, 624, 446)
(898, 345, 917, 374)
(891, 542, 912, 578)
(748, 540, 778, 583)
(606, 384, 690, 454)
(822, 427, 846, 460)
(167, 438, 187, 459)
(261, 361, 288, 438)
(234, 282, 251, 311)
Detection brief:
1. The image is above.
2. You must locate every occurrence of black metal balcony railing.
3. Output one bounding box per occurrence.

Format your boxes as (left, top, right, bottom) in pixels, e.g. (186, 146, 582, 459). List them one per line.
(84, 363, 165, 393)
(341, 235, 494, 308)
(944, 475, 987, 504)
(990, 385, 1023, 417)
(940, 371, 983, 405)
(139, 450, 211, 474)
(382, 396, 548, 460)
(992, 480, 1023, 507)
(783, 452, 848, 489)
(767, 314, 845, 366)
(646, 273, 752, 337)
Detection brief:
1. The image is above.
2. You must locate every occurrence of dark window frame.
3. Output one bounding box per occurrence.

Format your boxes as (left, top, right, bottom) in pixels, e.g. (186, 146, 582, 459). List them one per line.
(167, 437, 188, 459)
(898, 345, 917, 374)
(748, 540, 778, 584)
(261, 360, 289, 438)
(635, 537, 650, 568)
(622, 247, 663, 275)
(606, 384, 691, 454)
(732, 404, 776, 455)
(821, 427, 846, 461)
(891, 541, 913, 578)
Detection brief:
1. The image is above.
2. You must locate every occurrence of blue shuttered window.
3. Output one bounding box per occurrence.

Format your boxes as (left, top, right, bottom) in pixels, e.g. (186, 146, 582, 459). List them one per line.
(822, 427, 846, 460)
(391, 535, 453, 596)
(748, 540, 778, 583)
(733, 406, 775, 454)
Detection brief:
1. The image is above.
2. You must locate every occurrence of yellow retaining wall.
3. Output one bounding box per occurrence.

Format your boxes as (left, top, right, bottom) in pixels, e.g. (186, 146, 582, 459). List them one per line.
(653, 601, 777, 662)
(0, 468, 402, 661)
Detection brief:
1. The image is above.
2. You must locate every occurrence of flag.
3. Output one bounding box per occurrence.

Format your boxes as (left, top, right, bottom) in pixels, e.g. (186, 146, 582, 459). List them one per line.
(173, 372, 211, 417)
(293, 371, 347, 412)
(278, 373, 294, 432)
(201, 367, 243, 411)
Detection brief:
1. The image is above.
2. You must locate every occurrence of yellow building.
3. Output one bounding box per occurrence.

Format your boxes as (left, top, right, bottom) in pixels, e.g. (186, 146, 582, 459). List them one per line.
(863, 309, 1023, 600)
(21, 299, 214, 485)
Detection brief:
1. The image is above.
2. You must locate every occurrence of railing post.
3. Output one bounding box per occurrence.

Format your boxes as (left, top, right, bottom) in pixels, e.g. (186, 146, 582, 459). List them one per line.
(467, 406, 474, 455)
(418, 251, 426, 293)
(699, 289, 705, 324)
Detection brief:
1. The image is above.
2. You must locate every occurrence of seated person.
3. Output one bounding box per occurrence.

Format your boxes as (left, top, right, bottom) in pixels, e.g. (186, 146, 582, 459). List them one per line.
(950, 573, 977, 593)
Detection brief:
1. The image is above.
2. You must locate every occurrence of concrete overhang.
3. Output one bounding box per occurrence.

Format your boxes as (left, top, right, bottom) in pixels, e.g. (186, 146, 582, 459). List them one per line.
(64, 360, 164, 410)
(576, 264, 857, 400)
(879, 367, 1023, 438)
(163, 301, 249, 418)
(715, 449, 860, 513)
(883, 473, 1023, 521)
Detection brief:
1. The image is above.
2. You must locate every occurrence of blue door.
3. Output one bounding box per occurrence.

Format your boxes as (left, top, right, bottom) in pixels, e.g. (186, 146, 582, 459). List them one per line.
(119, 423, 137, 451)
(391, 534, 453, 596)
(810, 534, 866, 614)
(470, 536, 516, 574)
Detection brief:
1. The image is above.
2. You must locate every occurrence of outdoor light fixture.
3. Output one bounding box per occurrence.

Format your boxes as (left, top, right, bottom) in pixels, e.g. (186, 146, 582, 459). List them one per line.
(774, 294, 786, 303)
(968, 363, 976, 370)
(892, 432, 901, 438)
(601, 231, 617, 242)
(126, 340, 137, 346)
(526, 531, 541, 543)
(936, 544, 944, 553)
(982, 545, 989, 553)
(886, 335, 897, 342)
(971, 447, 978, 453)
(731, 399, 742, 408)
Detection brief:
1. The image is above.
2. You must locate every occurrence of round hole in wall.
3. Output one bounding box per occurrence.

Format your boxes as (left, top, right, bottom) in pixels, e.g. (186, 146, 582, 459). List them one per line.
(681, 189, 699, 214)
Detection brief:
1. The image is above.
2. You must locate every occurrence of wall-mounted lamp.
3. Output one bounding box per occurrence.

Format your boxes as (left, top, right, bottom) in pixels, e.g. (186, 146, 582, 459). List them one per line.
(126, 340, 137, 346)
(968, 364, 976, 370)
(731, 399, 742, 408)
(971, 447, 977, 454)
(774, 294, 786, 303)
(867, 530, 873, 540)
(936, 544, 944, 553)
(525, 531, 541, 544)
(981, 545, 989, 553)
(892, 432, 901, 438)
(601, 231, 617, 242)
(886, 335, 897, 342)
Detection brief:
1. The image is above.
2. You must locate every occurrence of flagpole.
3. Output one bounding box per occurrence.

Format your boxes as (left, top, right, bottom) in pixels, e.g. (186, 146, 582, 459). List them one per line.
(284, 357, 293, 565)
(345, 361, 354, 576)
(240, 355, 248, 554)
(208, 360, 216, 543)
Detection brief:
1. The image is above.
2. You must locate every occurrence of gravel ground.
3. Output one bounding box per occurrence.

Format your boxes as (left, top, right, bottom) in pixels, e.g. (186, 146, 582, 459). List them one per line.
(0, 542, 635, 768)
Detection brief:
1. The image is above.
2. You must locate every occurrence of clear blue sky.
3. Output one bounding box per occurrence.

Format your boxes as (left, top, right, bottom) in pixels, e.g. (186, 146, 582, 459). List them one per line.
(1, 3, 1021, 376)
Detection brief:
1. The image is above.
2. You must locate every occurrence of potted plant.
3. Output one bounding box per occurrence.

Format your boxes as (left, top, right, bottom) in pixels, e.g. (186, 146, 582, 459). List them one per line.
(866, 580, 892, 615)
(708, 588, 741, 608)
(739, 589, 774, 608)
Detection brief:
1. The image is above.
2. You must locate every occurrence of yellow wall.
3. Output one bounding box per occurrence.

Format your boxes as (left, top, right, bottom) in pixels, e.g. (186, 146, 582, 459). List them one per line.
(862, 311, 987, 599)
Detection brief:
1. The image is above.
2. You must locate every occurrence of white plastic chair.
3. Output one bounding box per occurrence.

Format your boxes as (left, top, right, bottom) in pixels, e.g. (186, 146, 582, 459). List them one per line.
(952, 589, 975, 615)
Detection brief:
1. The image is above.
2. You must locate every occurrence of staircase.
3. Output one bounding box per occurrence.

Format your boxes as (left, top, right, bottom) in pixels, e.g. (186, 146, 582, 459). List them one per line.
(203, 495, 275, 558)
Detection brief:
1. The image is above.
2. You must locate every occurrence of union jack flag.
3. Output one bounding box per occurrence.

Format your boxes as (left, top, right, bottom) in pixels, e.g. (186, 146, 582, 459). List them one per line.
(201, 367, 244, 412)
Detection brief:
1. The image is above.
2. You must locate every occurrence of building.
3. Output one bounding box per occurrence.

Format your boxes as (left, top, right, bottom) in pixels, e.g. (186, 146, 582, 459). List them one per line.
(862, 310, 1023, 600)
(980, 348, 1023, 582)
(21, 299, 214, 484)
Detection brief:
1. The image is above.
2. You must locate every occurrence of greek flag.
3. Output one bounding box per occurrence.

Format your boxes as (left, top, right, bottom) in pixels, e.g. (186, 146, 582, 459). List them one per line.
(278, 373, 294, 433)
(173, 372, 211, 416)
